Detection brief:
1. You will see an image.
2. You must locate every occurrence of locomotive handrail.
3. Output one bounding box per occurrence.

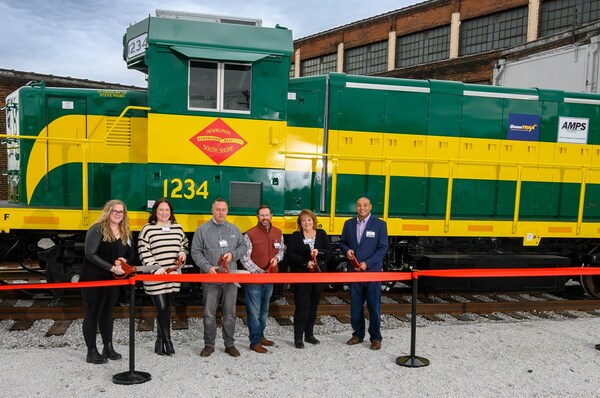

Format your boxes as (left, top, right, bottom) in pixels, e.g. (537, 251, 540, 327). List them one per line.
(278, 150, 600, 170)
(577, 167, 590, 235)
(445, 162, 455, 233)
(329, 159, 338, 231)
(0, 106, 151, 144)
(80, 105, 150, 226)
(512, 165, 523, 234)
(280, 149, 600, 239)
(0, 105, 150, 226)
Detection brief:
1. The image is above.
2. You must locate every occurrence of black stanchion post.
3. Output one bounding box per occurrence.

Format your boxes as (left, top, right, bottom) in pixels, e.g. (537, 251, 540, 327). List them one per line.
(396, 273, 430, 368)
(113, 279, 151, 385)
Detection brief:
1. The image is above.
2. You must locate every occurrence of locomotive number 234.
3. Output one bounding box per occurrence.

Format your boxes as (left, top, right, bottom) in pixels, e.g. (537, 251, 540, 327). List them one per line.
(163, 178, 209, 200)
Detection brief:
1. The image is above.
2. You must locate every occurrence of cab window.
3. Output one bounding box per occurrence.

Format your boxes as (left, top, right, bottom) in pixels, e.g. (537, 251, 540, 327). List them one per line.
(189, 60, 251, 113)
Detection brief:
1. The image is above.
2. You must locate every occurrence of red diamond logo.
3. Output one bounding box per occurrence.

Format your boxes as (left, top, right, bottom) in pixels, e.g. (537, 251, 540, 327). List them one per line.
(189, 118, 247, 165)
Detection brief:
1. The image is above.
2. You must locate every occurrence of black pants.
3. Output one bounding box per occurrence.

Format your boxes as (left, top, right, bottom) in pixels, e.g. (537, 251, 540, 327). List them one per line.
(293, 283, 324, 341)
(152, 293, 175, 340)
(82, 286, 120, 349)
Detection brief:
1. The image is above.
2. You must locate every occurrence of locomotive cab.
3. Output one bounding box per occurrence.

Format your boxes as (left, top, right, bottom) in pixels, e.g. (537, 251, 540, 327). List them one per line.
(121, 11, 293, 224)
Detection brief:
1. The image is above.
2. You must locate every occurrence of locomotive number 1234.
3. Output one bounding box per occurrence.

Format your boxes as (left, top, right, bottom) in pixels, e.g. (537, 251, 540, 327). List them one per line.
(163, 178, 209, 200)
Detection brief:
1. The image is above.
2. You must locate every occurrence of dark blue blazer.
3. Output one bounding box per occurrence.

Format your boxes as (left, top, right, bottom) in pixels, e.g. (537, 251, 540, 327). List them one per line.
(339, 215, 388, 272)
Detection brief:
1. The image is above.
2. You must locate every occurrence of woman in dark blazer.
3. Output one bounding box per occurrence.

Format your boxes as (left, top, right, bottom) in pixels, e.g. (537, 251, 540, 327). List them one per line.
(285, 209, 333, 348)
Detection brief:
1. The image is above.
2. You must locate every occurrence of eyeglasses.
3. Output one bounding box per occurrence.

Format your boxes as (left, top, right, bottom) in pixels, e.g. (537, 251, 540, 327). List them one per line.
(111, 210, 125, 215)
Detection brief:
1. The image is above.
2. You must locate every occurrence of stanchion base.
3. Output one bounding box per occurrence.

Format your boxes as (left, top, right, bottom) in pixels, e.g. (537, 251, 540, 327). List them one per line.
(112, 371, 152, 385)
(396, 355, 430, 368)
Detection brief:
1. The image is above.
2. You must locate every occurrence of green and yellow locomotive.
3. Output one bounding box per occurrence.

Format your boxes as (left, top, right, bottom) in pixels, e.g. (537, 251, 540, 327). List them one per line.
(2, 11, 600, 295)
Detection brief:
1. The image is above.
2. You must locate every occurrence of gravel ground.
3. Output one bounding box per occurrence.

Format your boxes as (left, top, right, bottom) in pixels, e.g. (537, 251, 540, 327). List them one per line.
(1, 300, 600, 397)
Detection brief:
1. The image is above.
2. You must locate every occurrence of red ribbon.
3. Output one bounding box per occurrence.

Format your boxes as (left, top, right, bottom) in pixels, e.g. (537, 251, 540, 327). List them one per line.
(3, 266, 600, 291)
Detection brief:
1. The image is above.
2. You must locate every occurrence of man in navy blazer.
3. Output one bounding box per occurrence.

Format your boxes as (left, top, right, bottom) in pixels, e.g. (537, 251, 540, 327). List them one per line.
(340, 197, 388, 350)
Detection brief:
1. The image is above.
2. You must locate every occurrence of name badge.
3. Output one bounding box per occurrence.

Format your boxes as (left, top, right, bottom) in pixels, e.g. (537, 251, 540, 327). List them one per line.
(303, 239, 311, 245)
(219, 240, 228, 248)
(366, 231, 375, 238)
(274, 242, 281, 249)
(161, 226, 170, 232)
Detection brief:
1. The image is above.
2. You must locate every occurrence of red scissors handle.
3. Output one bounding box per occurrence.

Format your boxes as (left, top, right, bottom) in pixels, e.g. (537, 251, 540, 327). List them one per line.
(310, 252, 317, 273)
(217, 255, 229, 273)
(349, 255, 364, 272)
(113, 257, 137, 279)
(165, 257, 183, 273)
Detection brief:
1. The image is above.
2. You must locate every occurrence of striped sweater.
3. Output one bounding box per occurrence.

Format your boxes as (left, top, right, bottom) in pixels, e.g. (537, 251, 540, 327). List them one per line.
(138, 222, 189, 295)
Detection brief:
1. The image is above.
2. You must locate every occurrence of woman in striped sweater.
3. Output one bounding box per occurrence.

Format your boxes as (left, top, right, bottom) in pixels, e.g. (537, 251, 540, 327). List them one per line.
(138, 198, 188, 355)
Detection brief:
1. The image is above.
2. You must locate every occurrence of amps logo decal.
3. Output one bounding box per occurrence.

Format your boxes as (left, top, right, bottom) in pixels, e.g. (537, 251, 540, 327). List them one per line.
(557, 116, 589, 144)
(189, 118, 247, 164)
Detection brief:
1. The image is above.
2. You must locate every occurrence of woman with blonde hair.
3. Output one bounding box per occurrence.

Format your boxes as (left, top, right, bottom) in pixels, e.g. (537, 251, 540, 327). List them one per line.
(80, 199, 130, 364)
(285, 209, 333, 348)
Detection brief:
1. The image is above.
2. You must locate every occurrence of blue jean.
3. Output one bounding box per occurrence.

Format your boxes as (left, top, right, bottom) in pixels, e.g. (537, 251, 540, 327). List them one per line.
(350, 281, 382, 342)
(244, 283, 273, 347)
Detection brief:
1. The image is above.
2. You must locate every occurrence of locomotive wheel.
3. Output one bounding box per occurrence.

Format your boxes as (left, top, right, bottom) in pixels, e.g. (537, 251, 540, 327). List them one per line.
(580, 263, 600, 299)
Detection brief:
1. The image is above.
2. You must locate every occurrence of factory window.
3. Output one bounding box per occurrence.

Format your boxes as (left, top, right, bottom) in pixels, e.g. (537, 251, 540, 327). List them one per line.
(540, 0, 600, 37)
(396, 25, 450, 68)
(289, 62, 295, 79)
(344, 41, 388, 75)
(300, 53, 337, 76)
(189, 60, 251, 113)
(460, 7, 527, 56)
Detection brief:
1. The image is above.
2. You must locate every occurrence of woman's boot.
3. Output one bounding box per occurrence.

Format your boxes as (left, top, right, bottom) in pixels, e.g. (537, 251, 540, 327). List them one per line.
(164, 293, 175, 355)
(153, 293, 174, 356)
(87, 347, 108, 364)
(102, 342, 122, 360)
(294, 331, 305, 349)
(164, 339, 175, 356)
(158, 316, 175, 355)
(155, 335, 166, 355)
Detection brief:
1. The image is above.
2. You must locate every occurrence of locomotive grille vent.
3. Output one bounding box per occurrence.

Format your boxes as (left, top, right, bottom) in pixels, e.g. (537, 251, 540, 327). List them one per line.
(229, 181, 262, 209)
(106, 117, 132, 147)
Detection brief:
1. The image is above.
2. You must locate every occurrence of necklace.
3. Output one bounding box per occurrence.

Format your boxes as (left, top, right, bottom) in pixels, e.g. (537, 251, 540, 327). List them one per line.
(303, 230, 316, 239)
(110, 223, 120, 237)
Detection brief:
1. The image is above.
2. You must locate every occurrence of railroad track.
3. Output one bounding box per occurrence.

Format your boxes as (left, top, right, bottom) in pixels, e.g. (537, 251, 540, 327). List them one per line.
(3, 291, 600, 321)
(2, 290, 600, 336)
(3, 262, 600, 336)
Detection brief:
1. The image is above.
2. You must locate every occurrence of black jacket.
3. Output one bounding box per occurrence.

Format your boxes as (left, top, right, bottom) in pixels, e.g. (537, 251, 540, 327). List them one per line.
(285, 229, 333, 273)
(80, 223, 132, 281)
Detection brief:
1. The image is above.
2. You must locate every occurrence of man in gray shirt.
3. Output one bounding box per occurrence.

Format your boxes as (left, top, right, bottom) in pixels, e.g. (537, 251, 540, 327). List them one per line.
(191, 198, 247, 357)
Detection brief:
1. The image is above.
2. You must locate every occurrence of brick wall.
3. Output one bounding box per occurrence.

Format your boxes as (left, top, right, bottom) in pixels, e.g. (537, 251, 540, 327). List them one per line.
(459, 0, 527, 20)
(0, 69, 140, 201)
(293, 0, 531, 80)
(393, 1, 455, 36)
